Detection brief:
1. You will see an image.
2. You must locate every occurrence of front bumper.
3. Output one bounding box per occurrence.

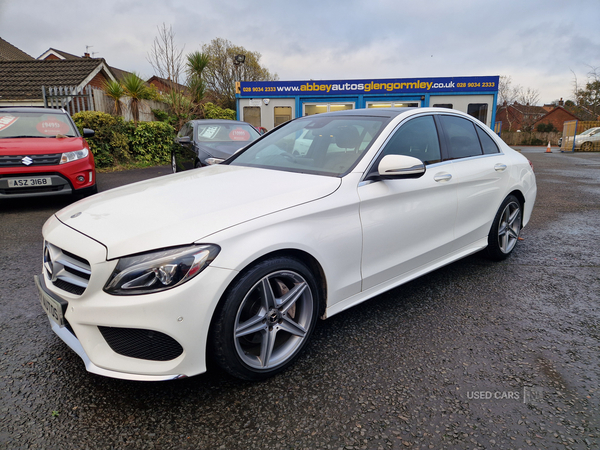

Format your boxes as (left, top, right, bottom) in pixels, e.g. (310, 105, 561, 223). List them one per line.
(37, 217, 237, 381)
(0, 157, 95, 198)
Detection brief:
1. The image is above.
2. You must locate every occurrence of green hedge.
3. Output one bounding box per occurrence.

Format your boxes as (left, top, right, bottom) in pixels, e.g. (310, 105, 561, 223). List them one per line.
(72, 111, 175, 169)
(130, 121, 174, 165)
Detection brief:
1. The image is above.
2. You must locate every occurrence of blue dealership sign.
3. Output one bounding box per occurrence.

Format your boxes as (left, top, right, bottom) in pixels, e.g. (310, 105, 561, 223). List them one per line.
(239, 76, 499, 97)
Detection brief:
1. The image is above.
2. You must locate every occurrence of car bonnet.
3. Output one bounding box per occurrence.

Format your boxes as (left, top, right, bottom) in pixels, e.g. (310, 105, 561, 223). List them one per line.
(0, 137, 87, 154)
(53, 164, 341, 259)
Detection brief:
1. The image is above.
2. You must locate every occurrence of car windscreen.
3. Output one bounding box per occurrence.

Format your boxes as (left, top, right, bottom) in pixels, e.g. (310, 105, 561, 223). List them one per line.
(196, 123, 260, 143)
(228, 115, 390, 177)
(0, 111, 78, 138)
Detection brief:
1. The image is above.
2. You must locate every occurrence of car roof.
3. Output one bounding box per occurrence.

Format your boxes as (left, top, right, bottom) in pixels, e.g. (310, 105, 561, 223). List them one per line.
(301, 107, 414, 119)
(0, 106, 67, 114)
(189, 119, 252, 125)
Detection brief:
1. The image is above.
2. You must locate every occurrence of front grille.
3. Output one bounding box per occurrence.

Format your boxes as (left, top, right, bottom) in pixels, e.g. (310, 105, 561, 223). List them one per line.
(0, 154, 62, 167)
(44, 242, 91, 296)
(98, 327, 184, 361)
(0, 183, 68, 195)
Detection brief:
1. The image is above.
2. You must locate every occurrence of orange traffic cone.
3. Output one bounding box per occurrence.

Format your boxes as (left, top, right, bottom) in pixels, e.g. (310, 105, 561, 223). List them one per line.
(546, 141, 552, 153)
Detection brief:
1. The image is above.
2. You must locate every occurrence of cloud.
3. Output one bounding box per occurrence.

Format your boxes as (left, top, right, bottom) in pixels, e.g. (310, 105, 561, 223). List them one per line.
(1, 0, 599, 103)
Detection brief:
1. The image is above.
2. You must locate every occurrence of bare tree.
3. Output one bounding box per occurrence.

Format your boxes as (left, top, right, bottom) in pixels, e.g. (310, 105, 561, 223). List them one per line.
(574, 65, 600, 117)
(497, 75, 518, 106)
(517, 86, 540, 106)
(147, 23, 185, 90)
(497, 76, 519, 131)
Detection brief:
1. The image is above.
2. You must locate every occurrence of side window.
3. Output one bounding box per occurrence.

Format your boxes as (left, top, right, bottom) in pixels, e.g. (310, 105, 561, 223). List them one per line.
(379, 115, 441, 164)
(178, 123, 191, 138)
(439, 115, 482, 159)
(476, 126, 500, 154)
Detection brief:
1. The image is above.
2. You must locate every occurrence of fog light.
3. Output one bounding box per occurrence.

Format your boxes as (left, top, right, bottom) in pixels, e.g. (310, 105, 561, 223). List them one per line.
(76, 175, 85, 182)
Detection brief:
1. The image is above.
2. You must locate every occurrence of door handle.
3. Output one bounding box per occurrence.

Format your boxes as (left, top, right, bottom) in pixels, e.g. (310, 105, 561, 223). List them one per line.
(434, 173, 452, 182)
(494, 163, 507, 172)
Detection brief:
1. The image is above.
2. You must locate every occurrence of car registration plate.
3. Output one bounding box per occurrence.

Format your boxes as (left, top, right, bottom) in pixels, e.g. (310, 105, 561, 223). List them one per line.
(7, 177, 52, 188)
(35, 275, 66, 327)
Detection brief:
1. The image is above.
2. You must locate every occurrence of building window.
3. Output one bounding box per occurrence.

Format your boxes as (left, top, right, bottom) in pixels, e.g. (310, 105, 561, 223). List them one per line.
(274, 107, 292, 127)
(304, 103, 354, 116)
(433, 104, 453, 109)
(243, 107, 261, 128)
(367, 102, 419, 108)
(467, 103, 488, 123)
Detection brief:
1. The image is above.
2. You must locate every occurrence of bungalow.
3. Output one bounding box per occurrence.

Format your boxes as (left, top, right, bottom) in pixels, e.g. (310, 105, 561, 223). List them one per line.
(0, 58, 117, 107)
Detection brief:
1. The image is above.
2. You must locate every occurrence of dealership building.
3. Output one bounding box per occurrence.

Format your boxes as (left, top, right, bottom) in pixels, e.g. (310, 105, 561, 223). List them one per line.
(236, 75, 500, 132)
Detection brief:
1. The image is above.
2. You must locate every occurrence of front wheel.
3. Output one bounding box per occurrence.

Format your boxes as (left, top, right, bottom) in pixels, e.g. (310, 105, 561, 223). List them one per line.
(171, 153, 177, 173)
(486, 194, 522, 260)
(210, 257, 319, 381)
(581, 141, 593, 151)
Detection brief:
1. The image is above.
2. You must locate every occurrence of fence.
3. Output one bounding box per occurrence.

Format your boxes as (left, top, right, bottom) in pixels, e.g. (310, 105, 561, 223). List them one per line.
(42, 85, 168, 122)
(560, 120, 600, 152)
(42, 85, 94, 115)
(499, 131, 561, 147)
(92, 89, 167, 122)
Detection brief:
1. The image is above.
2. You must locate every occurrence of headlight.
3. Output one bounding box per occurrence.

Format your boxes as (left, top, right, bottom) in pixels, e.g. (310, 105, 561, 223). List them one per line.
(104, 244, 220, 295)
(206, 157, 225, 165)
(60, 148, 89, 164)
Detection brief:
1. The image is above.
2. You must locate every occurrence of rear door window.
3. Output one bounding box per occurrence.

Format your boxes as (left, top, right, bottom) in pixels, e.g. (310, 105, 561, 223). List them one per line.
(439, 115, 483, 159)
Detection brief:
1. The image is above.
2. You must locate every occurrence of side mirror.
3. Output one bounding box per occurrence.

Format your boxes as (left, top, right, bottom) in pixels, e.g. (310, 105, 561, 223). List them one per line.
(378, 154, 425, 178)
(82, 128, 95, 138)
(177, 136, 192, 144)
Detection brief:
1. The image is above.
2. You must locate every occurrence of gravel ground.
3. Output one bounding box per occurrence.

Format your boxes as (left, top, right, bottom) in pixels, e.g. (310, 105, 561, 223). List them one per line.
(0, 149, 598, 449)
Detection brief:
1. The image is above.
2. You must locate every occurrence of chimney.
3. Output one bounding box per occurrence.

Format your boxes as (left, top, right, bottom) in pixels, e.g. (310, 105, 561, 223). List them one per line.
(559, 98, 564, 106)
(84, 53, 90, 58)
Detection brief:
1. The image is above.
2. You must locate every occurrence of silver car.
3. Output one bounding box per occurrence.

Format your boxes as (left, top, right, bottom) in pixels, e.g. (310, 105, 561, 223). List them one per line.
(562, 127, 600, 151)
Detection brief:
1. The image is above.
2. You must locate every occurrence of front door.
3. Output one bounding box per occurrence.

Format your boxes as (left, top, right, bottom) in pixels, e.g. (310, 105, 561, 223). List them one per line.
(358, 115, 458, 290)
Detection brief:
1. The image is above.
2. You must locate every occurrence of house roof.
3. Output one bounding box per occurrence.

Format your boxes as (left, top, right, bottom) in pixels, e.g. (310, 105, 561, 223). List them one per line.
(38, 48, 82, 60)
(0, 59, 114, 101)
(0, 37, 34, 61)
(147, 75, 189, 93)
(532, 106, 580, 125)
(38, 47, 133, 82)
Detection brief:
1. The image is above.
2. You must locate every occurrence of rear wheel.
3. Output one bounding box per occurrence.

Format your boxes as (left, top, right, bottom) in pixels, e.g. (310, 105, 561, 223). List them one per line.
(211, 257, 319, 381)
(486, 194, 522, 260)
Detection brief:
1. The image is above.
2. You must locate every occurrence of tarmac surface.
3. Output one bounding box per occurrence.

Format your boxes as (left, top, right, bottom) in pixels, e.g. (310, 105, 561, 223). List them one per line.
(1, 147, 599, 449)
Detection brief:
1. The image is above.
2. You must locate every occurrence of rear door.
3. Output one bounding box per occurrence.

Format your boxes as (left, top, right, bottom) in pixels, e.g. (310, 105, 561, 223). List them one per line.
(437, 114, 511, 249)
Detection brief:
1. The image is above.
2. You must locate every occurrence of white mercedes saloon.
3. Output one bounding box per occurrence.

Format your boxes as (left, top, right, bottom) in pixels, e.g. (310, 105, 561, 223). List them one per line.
(36, 108, 536, 381)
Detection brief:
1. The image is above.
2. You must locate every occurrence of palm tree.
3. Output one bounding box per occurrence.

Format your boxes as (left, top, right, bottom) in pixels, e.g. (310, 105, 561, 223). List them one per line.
(102, 79, 125, 116)
(186, 51, 209, 105)
(122, 73, 150, 124)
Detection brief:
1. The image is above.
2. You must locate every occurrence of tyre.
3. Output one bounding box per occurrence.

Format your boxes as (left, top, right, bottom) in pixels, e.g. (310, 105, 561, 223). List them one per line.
(171, 153, 177, 173)
(581, 141, 593, 151)
(210, 257, 319, 381)
(74, 184, 98, 199)
(486, 194, 522, 260)
(195, 160, 203, 169)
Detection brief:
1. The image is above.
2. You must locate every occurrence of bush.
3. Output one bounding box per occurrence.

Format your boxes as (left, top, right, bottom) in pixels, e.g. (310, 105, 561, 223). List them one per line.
(73, 111, 176, 169)
(536, 123, 557, 133)
(202, 102, 236, 120)
(130, 121, 176, 165)
(73, 111, 132, 168)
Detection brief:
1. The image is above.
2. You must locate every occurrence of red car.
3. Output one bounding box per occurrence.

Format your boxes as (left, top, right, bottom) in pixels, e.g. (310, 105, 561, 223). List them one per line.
(0, 107, 97, 199)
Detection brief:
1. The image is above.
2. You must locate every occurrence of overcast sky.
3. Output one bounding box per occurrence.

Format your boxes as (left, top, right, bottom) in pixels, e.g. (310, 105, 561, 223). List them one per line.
(1, 0, 598, 104)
